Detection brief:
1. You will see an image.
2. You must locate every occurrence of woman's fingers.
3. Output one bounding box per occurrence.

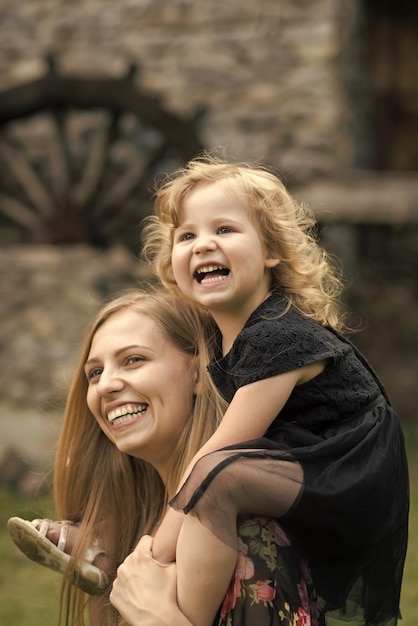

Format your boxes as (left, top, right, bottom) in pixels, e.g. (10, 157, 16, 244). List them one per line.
(109, 535, 183, 626)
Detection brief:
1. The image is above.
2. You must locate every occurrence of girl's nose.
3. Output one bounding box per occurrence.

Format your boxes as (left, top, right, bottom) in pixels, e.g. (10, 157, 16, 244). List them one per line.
(193, 233, 217, 254)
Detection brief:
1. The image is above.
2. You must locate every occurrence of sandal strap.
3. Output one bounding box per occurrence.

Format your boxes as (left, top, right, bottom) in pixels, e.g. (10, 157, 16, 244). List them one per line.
(31, 518, 75, 553)
(33, 518, 51, 537)
(57, 521, 72, 552)
(30, 518, 107, 566)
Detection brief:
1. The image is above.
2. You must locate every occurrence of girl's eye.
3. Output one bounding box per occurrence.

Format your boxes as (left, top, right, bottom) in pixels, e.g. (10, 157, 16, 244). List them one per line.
(218, 226, 233, 234)
(179, 232, 195, 242)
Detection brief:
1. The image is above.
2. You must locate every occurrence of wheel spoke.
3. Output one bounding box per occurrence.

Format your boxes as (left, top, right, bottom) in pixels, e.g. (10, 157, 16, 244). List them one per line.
(93, 155, 147, 215)
(0, 193, 40, 228)
(70, 112, 119, 210)
(0, 132, 55, 217)
(48, 110, 72, 206)
(93, 139, 171, 216)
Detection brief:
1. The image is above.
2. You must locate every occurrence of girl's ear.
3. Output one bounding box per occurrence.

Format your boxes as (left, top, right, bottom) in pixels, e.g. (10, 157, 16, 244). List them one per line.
(265, 256, 280, 269)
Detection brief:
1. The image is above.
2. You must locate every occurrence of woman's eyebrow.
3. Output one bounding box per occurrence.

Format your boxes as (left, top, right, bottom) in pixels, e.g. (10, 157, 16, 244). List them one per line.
(84, 344, 153, 367)
(84, 356, 100, 368)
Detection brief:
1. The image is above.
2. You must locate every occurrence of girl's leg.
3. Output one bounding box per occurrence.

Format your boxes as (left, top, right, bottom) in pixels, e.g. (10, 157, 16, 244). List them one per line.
(176, 513, 238, 626)
(174, 454, 303, 626)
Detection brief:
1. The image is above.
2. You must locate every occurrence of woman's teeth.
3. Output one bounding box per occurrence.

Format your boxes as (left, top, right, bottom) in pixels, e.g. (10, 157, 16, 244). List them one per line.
(107, 404, 147, 423)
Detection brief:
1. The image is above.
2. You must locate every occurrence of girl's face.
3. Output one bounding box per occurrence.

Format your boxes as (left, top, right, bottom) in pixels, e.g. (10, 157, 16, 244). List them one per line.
(85, 309, 199, 480)
(172, 181, 279, 326)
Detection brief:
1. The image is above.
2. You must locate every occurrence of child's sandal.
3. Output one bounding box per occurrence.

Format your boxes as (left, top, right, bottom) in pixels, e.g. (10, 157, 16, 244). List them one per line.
(7, 516, 110, 595)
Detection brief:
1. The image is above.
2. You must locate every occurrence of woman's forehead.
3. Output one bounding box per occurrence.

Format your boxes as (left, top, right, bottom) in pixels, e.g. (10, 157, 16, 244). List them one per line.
(89, 309, 165, 354)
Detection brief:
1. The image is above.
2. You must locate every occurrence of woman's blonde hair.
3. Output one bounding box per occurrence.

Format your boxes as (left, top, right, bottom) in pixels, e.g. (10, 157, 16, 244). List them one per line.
(143, 154, 345, 329)
(54, 287, 226, 625)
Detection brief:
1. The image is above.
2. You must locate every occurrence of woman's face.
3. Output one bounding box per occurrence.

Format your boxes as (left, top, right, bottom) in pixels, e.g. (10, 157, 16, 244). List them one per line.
(85, 309, 199, 478)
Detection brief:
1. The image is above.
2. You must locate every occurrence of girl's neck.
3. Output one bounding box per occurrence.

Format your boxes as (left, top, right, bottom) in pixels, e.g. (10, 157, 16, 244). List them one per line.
(212, 292, 271, 355)
(217, 317, 245, 355)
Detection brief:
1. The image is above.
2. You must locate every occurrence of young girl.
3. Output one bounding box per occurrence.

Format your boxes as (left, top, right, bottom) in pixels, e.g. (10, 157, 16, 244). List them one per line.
(141, 155, 409, 626)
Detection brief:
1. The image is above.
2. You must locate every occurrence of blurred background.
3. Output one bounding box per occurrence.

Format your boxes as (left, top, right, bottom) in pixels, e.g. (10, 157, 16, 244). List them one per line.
(0, 0, 417, 624)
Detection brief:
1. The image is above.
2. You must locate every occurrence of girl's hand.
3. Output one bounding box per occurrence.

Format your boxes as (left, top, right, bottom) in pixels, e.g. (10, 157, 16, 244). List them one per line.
(110, 535, 192, 626)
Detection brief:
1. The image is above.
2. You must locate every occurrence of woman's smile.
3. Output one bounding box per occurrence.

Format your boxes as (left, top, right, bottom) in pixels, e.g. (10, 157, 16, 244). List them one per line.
(107, 403, 149, 423)
(107, 403, 149, 428)
(85, 309, 198, 475)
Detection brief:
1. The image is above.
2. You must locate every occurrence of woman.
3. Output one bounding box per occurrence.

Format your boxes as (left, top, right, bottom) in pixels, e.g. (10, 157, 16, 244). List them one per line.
(9, 288, 320, 626)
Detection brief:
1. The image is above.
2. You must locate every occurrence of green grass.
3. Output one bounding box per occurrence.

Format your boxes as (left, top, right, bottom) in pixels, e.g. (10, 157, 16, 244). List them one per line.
(0, 489, 61, 626)
(1, 436, 418, 625)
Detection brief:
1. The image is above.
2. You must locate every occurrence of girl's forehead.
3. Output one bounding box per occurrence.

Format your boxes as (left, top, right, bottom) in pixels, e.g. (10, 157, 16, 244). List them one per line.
(190, 177, 243, 196)
(177, 181, 258, 230)
(181, 179, 249, 210)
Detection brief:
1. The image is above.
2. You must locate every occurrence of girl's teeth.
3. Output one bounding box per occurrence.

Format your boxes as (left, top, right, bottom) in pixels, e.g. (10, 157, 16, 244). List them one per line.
(198, 265, 223, 274)
(201, 274, 227, 284)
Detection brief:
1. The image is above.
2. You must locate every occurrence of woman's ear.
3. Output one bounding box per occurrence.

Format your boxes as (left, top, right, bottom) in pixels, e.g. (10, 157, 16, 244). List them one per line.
(191, 357, 202, 396)
(193, 380, 203, 396)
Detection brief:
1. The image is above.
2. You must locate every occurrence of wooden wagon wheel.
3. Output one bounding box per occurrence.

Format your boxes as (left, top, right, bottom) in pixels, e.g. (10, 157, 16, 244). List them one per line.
(0, 56, 204, 252)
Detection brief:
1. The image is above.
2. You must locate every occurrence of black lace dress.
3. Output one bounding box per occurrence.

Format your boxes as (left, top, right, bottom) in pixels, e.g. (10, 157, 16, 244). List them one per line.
(170, 291, 409, 626)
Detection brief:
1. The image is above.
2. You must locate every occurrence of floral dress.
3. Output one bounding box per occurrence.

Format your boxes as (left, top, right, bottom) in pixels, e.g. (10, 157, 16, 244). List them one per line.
(217, 515, 322, 626)
(171, 291, 409, 626)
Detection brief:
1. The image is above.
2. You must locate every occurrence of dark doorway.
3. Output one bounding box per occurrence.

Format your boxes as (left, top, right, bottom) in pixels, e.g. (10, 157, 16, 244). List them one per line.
(365, 0, 418, 171)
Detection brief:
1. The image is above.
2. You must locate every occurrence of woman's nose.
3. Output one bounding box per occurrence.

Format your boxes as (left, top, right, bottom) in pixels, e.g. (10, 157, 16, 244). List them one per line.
(96, 368, 124, 395)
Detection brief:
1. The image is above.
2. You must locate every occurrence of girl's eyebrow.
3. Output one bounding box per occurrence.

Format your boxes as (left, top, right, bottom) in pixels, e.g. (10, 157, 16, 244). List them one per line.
(175, 219, 198, 229)
(176, 217, 242, 229)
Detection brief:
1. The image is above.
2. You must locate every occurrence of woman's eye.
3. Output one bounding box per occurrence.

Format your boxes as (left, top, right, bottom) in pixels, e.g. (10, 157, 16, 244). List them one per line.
(86, 367, 102, 381)
(125, 355, 145, 366)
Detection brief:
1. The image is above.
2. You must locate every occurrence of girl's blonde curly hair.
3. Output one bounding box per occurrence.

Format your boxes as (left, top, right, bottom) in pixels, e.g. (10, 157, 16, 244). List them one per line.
(143, 154, 346, 330)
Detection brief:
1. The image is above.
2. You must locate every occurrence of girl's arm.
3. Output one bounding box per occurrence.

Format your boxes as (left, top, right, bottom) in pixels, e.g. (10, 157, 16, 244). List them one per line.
(152, 360, 327, 563)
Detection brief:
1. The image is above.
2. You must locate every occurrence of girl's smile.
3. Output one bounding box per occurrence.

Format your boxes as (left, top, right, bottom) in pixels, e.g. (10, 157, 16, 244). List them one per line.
(194, 264, 230, 285)
(172, 181, 280, 331)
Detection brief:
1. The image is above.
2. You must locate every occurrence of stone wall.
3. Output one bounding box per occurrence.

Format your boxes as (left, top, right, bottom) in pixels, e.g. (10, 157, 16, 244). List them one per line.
(0, 1, 416, 488)
(0, 245, 152, 472)
(1, 244, 417, 482)
(0, 0, 362, 175)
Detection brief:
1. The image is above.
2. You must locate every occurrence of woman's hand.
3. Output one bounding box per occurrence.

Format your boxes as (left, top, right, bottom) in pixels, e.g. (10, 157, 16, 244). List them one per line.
(110, 535, 192, 626)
